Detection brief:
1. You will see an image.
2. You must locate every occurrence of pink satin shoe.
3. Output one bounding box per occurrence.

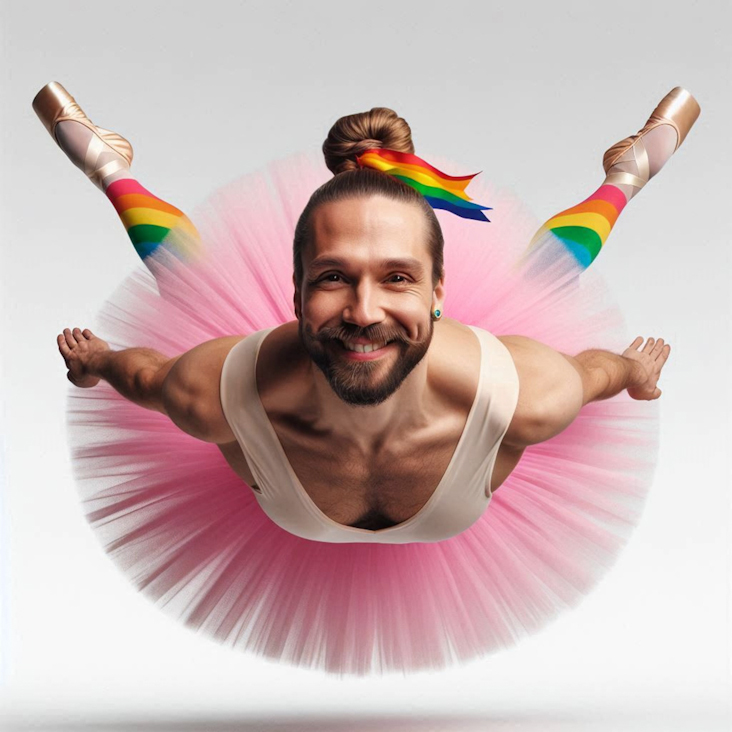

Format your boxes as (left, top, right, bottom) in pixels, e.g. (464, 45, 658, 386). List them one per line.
(602, 86, 700, 196)
(32, 81, 133, 190)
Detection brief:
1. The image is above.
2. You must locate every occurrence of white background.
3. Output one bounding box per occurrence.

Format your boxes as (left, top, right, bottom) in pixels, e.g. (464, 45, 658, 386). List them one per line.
(1, 1, 729, 730)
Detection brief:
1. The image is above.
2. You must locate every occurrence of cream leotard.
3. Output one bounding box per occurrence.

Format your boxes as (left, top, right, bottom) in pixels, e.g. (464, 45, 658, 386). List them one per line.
(220, 326, 519, 543)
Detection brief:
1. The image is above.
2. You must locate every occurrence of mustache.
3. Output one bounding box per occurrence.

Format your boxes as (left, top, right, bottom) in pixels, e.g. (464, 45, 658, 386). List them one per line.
(311, 324, 422, 348)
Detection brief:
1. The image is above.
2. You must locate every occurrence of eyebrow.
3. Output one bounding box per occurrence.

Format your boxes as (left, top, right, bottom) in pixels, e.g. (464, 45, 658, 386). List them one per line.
(308, 256, 425, 274)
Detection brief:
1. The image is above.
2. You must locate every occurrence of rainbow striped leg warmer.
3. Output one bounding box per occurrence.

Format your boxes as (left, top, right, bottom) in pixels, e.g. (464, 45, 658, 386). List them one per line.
(528, 184, 628, 269)
(105, 178, 201, 263)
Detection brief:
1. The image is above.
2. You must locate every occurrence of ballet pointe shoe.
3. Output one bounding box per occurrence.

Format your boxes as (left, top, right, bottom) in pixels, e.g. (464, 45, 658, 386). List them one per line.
(32, 81, 133, 190)
(602, 87, 701, 196)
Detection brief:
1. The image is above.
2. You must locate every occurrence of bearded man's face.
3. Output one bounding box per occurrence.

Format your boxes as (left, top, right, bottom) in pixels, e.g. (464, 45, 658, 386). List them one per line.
(295, 196, 444, 406)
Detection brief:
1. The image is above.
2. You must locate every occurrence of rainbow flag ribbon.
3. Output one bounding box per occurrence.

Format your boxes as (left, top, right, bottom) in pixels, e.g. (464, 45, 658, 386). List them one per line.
(356, 148, 491, 222)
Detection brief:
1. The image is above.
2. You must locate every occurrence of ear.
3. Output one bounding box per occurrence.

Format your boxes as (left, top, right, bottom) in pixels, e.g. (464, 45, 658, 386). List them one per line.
(431, 269, 445, 312)
(292, 273, 302, 320)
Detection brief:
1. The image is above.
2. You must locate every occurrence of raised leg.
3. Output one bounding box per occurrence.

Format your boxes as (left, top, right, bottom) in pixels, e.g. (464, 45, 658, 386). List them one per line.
(524, 87, 700, 272)
(33, 82, 201, 273)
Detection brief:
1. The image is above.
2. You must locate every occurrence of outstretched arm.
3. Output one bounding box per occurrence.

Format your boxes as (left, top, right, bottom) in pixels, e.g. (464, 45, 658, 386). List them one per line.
(499, 334, 671, 447)
(568, 336, 671, 404)
(57, 327, 242, 443)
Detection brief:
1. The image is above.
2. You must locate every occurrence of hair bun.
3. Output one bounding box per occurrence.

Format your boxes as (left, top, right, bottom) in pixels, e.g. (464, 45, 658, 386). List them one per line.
(323, 107, 415, 175)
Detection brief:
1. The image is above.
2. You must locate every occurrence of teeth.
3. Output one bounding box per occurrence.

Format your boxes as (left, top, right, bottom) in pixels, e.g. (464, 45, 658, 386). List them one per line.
(343, 340, 387, 353)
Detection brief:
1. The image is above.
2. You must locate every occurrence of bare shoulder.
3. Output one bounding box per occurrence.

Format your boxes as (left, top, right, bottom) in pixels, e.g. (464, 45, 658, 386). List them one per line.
(497, 335, 584, 447)
(256, 322, 309, 389)
(429, 319, 483, 410)
(162, 335, 246, 444)
(168, 335, 246, 389)
(498, 334, 573, 377)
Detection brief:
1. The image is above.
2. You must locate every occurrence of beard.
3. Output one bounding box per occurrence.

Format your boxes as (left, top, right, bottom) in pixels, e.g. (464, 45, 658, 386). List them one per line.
(299, 319, 433, 407)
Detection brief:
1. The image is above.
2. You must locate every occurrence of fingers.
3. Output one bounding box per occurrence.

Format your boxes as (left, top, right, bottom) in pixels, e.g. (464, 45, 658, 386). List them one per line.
(58, 327, 94, 357)
(57, 333, 71, 358)
(628, 336, 658, 353)
(650, 340, 671, 367)
(650, 338, 663, 357)
(629, 337, 672, 363)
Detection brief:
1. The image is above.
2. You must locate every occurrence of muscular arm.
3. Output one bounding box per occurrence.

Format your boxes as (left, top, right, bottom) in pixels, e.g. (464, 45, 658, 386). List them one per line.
(569, 336, 670, 403)
(57, 327, 243, 444)
(567, 350, 645, 405)
(499, 334, 671, 448)
(160, 336, 244, 443)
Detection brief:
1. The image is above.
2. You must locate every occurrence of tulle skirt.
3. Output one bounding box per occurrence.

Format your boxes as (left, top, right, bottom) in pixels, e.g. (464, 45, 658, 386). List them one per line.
(68, 153, 659, 675)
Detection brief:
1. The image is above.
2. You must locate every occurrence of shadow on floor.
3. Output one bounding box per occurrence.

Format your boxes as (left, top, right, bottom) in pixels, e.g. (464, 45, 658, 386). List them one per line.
(2, 709, 728, 732)
(0, 712, 596, 732)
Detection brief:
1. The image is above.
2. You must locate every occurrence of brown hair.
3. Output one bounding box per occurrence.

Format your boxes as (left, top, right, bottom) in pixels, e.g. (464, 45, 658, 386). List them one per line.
(293, 107, 444, 287)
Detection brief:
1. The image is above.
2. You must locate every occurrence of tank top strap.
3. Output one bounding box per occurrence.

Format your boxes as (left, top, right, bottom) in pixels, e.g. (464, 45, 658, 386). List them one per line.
(464, 325, 520, 494)
(219, 327, 282, 497)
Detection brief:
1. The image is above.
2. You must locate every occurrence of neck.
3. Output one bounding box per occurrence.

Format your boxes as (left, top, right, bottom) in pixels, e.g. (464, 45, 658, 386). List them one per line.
(306, 356, 433, 451)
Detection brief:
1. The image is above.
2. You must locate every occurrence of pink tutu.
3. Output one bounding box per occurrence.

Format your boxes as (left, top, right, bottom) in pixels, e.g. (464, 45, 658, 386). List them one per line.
(68, 153, 659, 675)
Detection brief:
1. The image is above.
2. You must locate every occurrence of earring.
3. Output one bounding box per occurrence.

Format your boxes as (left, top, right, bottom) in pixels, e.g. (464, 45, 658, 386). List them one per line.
(431, 309, 442, 321)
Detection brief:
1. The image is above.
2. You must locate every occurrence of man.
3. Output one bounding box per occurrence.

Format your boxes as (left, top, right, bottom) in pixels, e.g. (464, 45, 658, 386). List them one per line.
(57, 191, 670, 536)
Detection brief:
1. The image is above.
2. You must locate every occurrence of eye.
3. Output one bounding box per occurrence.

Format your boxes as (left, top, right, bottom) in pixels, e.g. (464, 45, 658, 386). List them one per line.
(387, 274, 409, 284)
(310, 272, 346, 286)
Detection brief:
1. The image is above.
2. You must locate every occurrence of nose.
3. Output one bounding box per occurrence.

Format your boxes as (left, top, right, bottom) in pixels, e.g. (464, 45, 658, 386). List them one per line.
(342, 282, 386, 328)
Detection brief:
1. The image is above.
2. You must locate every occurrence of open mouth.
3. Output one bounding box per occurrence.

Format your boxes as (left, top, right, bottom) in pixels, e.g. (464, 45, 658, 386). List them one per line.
(339, 339, 391, 354)
(332, 339, 398, 359)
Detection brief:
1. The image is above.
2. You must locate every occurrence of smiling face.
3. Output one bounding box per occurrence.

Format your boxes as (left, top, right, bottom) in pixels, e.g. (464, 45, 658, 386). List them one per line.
(295, 195, 445, 406)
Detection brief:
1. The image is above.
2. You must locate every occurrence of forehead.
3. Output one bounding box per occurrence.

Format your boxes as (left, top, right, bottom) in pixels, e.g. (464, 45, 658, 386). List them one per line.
(305, 195, 429, 268)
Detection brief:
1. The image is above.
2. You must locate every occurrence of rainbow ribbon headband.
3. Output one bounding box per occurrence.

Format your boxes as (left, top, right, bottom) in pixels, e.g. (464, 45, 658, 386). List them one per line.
(356, 148, 492, 222)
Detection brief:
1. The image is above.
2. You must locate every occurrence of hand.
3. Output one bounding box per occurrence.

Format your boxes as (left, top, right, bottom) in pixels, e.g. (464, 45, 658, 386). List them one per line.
(57, 327, 109, 388)
(622, 336, 671, 400)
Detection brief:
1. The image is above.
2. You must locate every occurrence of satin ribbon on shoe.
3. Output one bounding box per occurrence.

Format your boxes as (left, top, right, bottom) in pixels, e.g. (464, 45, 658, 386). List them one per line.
(603, 139, 650, 193)
(356, 148, 492, 222)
